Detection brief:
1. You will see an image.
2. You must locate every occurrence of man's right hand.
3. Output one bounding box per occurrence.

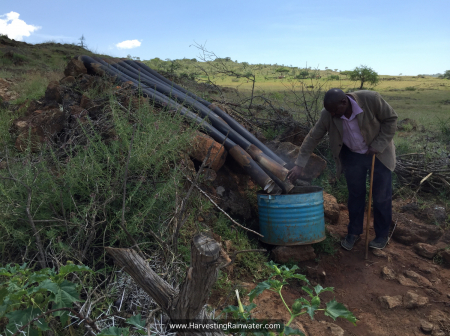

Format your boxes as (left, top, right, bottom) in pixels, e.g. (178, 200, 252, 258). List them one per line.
(287, 165, 304, 183)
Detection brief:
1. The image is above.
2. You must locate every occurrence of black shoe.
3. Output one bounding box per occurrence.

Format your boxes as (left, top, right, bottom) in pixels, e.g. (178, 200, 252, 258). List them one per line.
(341, 234, 360, 251)
(369, 236, 389, 249)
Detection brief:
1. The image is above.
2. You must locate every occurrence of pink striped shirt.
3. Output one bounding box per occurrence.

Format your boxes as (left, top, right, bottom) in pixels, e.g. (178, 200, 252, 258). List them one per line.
(340, 96, 368, 154)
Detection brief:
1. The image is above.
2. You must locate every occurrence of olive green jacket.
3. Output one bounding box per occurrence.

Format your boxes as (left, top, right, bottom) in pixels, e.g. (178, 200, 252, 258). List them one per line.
(294, 90, 398, 178)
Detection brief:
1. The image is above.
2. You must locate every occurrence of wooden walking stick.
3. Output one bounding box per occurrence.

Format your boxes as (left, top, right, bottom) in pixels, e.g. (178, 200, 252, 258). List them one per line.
(365, 154, 376, 260)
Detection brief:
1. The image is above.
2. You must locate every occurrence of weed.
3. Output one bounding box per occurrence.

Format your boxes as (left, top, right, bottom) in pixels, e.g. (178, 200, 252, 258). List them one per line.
(405, 86, 416, 91)
(313, 231, 339, 256)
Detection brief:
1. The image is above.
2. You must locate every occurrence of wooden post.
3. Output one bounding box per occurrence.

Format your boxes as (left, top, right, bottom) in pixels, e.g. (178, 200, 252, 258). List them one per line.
(105, 233, 224, 336)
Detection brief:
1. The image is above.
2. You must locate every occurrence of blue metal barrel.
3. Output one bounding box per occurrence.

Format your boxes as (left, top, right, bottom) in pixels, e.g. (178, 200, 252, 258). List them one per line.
(257, 186, 325, 245)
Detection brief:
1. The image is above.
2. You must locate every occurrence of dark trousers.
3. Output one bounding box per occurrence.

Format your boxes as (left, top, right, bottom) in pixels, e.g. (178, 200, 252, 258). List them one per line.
(340, 145, 392, 238)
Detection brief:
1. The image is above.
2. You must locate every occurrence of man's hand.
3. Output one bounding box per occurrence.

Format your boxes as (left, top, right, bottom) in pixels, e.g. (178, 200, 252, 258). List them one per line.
(287, 165, 304, 183)
(365, 146, 380, 156)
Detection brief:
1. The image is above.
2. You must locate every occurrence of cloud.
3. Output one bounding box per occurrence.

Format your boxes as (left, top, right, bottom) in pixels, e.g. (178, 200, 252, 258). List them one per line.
(116, 39, 141, 49)
(0, 11, 40, 41)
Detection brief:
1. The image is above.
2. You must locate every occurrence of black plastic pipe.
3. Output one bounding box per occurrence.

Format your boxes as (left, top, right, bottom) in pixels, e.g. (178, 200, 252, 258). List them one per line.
(129, 60, 286, 166)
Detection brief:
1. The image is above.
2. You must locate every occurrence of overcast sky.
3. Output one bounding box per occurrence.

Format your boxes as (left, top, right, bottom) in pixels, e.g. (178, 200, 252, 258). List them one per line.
(1, 0, 448, 75)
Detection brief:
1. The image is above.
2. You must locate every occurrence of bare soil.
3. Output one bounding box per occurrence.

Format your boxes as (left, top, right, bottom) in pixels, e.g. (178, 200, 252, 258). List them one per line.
(229, 201, 450, 336)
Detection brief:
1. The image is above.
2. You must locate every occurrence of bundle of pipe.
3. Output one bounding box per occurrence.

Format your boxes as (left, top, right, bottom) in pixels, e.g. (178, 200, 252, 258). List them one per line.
(79, 55, 294, 194)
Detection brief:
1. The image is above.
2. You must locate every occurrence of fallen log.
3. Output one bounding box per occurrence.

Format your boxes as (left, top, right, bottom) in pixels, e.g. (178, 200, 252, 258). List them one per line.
(105, 233, 225, 336)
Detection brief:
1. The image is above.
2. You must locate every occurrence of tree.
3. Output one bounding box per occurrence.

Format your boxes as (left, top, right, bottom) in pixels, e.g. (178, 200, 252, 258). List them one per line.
(443, 70, 450, 79)
(349, 65, 379, 89)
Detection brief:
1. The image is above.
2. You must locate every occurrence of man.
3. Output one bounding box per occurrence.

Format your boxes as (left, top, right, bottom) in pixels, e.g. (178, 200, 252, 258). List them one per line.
(287, 88, 397, 250)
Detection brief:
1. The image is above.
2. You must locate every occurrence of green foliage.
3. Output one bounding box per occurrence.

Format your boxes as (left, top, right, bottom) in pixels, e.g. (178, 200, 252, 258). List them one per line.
(313, 232, 339, 256)
(0, 91, 195, 268)
(212, 214, 269, 278)
(276, 68, 290, 73)
(349, 65, 379, 89)
(0, 262, 91, 335)
(328, 75, 340, 80)
(442, 70, 450, 79)
(222, 261, 356, 336)
(405, 86, 416, 91)
(436, 117, 450, 143)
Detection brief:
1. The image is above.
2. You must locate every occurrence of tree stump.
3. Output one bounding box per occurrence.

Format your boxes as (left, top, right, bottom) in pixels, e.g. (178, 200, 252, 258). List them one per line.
(105, 233, 224, 336)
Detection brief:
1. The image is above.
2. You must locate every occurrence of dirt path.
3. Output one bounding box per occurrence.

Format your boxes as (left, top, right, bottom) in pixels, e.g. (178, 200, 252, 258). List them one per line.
(237, 206, 450, 336)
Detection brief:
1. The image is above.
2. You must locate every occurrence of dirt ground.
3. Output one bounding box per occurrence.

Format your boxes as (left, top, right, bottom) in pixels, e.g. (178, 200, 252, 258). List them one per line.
(231, 200, 450, 336)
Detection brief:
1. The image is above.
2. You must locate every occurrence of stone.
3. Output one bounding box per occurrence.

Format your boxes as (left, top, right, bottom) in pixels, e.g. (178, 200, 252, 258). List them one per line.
(378, 295, 403, 309)
(271, 245, 316, 263)
(403, 290, 429, 308)
(439, 250, 450, 265)
(59, 76, 76, 86)
(420, 320, 434, 334)
(381, 266, 396, 280)
(432, 330, 445, 336)
(64, 58, 87, 77)
(404, 270, 433, 287)
(318, 321, 344, 336)
(373, 249, 388, 258)
(323, 192, 340, 224)
(428, 206, 447, 224)
(190, 132, 227, 172)
(398, 274, 420, 288)
(415, 243, 439, 259)
(13, 108, 65, 152)
(216, 186, 225, 197)
(44, 81, 62, 103)
(425, 288, 441, 298)
(392, 212, 442, 245)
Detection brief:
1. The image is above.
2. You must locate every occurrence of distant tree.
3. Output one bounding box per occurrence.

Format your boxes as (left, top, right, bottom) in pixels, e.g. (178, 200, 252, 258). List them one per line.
(443, 70, 450, 79)
(296, 70, 309, 79)
(78, 34, 86, 48)
(276, 67, 289, 74)
(349, 65, 379, 89)
(340, 70, 352, 78)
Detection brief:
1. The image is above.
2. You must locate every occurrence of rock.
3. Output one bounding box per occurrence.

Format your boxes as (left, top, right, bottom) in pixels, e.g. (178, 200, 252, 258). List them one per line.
(190, 132, 227, 172)
(202, 168, 217, 182)
(392, 212, 442, 245)
(44, 81, 62, 103)
(432, 330, 445, 336)
(64, 58, 87, 77)
(378, 295, 403, 309)
(427, 309, 450, 324)
(415, 243, 439, 259)
(439, 250, 450, 265)
(404, 270, 432, 287)
(381, 266, 396, 280)
(13, 108, 65, 152)
(216, 186, 225, 197)
(397, 118, 418, 131)
(372, 249, 388, 258)
(59, 76, 76, 86)
(403, 290, 429, 308)
(428, 206, 447, 224)
(271, 245, 316, 263)
(323, 192, 340, 224)
(425, 288, 441, 298)
(318, 321, 344, 336)
(420, 320, 434, 334)
(398, 274, 420, 288)
(304, 266, 327, 284)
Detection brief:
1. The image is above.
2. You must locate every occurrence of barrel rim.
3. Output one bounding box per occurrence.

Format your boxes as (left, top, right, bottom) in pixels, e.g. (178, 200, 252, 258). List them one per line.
(257, 186, 323, 196)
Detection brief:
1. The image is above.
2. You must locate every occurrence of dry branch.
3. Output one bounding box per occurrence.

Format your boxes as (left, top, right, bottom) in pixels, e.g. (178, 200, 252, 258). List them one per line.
(106, 233, 225, 336)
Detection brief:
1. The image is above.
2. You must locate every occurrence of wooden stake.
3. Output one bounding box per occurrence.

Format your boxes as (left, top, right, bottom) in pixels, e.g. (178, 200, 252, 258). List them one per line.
(365, 154, 376, 260)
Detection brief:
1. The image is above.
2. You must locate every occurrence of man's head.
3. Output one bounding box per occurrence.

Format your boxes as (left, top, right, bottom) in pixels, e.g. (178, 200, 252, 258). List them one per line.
(324, 88, 349, 118)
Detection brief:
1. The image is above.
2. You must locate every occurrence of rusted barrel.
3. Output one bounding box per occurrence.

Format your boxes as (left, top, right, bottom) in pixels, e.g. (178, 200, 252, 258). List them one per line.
(257, 186, 325, 245)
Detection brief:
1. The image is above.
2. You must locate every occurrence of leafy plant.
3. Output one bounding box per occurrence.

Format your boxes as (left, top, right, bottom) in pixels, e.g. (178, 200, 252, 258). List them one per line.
(0, 262, 92, 335)
(222, 261, 357, 336)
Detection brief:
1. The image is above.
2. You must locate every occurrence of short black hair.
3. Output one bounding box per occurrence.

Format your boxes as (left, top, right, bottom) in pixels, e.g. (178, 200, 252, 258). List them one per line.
(324, 88, 346, 107)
